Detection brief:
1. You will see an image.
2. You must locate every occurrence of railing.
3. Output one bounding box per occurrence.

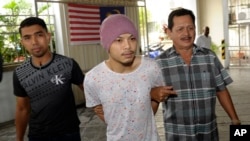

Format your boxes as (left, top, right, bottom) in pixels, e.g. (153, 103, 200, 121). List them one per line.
(229, 48, 250, 66)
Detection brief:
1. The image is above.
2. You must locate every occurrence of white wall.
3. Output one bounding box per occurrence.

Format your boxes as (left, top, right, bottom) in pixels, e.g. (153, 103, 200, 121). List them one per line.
(0, 71, 16, 124)
(197, 0, 224, 45)
(196, 0, 230, 68)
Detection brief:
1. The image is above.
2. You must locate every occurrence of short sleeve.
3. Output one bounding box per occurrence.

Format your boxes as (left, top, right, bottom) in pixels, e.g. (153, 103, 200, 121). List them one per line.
(13, 70, 27, 97)
(71, 59, 84, 85)
(214, 55, 233, 91)
(152, 60, 165, 87)
(84, 72, 101, 108)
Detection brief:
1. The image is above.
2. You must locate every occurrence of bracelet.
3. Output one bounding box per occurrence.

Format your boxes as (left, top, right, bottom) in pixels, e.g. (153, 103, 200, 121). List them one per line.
(231, 120, 241, 125)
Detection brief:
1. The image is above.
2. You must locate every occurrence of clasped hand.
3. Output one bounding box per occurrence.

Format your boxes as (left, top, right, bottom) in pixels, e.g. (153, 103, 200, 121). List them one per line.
(150, 86, 177, 103)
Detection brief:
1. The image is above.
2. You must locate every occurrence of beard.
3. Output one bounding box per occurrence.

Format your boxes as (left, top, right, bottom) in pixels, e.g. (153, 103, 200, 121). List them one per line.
(121, 56, 136, 66)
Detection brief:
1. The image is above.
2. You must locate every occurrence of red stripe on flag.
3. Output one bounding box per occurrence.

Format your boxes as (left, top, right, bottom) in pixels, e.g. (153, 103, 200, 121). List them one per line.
(71, 38, 100, 41)
(68, 10, 99, 15)
(69, 21, 99, 25)
(68, 3, 100, 45)
(71, 33, 99, 36)
(69, 15, 100, 20)
(70, 28, 100, 31)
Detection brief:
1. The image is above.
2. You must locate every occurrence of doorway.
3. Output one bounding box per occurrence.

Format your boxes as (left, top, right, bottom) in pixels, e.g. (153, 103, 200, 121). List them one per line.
(228, 24, 250, 67)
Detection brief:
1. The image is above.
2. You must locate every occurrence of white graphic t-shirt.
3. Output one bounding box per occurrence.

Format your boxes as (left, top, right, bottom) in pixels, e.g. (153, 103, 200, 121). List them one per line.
(84, 57, 164, 141)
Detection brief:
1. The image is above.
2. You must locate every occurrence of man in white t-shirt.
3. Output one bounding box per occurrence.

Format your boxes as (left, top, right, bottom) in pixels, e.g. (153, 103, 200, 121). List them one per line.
(84, 14, 176, 141)
(196, 26, 212, 49)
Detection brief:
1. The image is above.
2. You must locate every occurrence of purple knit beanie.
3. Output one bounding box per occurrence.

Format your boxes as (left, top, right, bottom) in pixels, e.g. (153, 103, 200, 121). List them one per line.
(100, 14, 138, 50)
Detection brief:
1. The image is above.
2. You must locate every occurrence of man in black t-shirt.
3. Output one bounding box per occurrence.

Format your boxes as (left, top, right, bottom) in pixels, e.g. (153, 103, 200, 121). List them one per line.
(13, 17, 84, 141)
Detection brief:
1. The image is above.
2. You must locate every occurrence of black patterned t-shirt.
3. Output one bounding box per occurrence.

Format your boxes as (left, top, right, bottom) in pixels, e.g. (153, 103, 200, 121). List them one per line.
(13, 53, 84, 137)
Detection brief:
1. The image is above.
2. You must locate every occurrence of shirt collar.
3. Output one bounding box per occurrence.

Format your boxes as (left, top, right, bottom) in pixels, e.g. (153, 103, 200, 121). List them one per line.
(168, 44, 207, 56)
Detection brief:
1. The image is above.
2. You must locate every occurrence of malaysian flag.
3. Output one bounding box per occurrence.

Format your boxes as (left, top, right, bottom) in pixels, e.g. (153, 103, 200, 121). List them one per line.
(68, 3, 124, 45)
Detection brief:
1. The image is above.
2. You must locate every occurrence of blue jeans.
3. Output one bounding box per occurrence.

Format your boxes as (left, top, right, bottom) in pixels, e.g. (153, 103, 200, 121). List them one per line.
(29, 132, 81, 141)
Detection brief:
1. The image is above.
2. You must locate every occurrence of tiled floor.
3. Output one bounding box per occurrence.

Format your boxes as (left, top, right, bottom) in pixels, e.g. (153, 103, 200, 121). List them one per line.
(0, 67, 249, 141)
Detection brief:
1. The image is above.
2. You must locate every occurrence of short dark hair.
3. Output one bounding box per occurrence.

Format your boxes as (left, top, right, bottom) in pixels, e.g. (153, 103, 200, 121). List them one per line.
(19, 17, 48, 35)
(167, 8, 195, 30)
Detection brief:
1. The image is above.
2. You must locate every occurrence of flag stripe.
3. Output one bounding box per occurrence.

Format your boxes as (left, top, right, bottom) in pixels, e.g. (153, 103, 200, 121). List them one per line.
(70, 30, 99, 34)
(69, 15, 100, 20)
(68, 3, 101, 45)
(70, 27, 100, 30)
(71, 37, 100, 41)
(69, 21, 100, 25)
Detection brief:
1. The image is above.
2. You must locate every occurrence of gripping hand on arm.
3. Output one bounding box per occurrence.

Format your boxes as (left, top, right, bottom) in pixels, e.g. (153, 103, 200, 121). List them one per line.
(93, 105, 105, 122)
(150, 86, 177, 114)
(151, 86, 177, 103)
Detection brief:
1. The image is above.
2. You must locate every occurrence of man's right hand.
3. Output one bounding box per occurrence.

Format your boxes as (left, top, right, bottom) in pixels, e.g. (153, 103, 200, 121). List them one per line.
(150, 86, 177, 102)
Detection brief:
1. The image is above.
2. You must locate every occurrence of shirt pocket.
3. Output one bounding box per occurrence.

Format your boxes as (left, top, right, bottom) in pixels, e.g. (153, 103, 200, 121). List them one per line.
(201, 71, 215, 88)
